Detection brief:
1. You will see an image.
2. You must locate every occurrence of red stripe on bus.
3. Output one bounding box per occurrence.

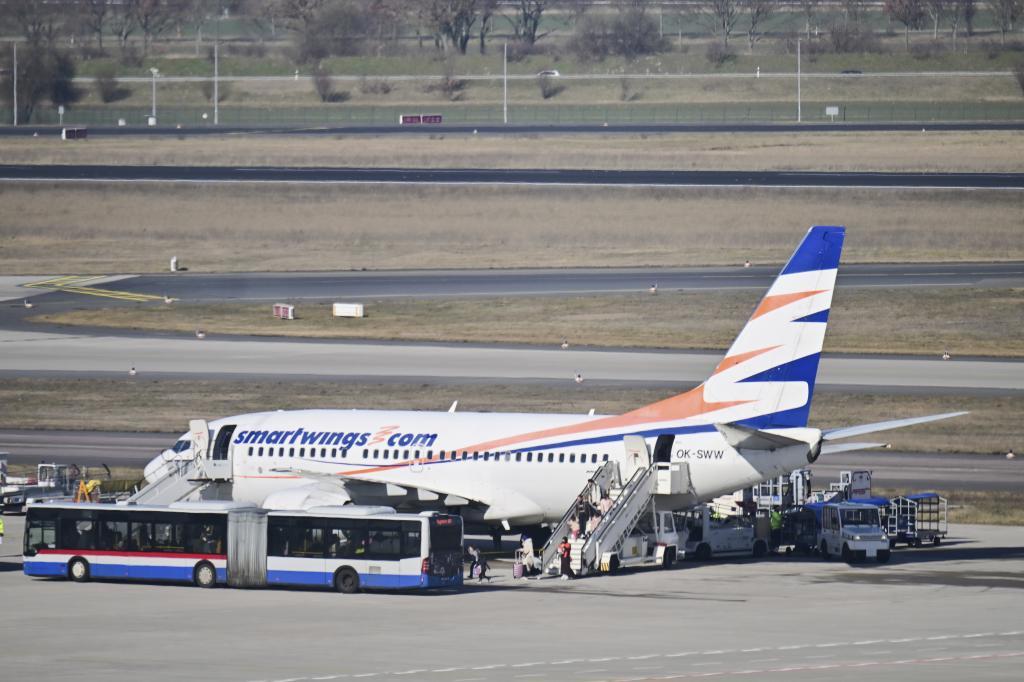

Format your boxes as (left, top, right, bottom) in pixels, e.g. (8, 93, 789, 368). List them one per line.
(35, 549, 225, 560)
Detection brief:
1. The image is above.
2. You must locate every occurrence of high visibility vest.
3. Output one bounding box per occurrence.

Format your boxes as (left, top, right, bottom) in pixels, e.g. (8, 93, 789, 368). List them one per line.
(0, 517, 5, 534)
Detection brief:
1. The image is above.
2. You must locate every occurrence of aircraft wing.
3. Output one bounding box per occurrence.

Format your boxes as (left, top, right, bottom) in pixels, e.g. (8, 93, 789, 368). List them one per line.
(820, 442, 889, 455)
(270, 466, 542, 524)
(822, 411, 968, 441)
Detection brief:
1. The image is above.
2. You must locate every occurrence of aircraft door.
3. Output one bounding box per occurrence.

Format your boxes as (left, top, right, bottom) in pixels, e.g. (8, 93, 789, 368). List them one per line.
(212, 425, 236, 461)
(653, 434, 675, 463)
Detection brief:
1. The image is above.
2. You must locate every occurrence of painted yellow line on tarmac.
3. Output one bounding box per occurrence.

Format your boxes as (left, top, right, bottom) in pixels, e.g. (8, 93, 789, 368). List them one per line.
(22, 275, 163, 302)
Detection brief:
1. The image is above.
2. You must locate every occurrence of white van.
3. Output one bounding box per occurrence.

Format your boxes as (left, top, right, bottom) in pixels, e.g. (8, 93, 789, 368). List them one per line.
(818, 502, 890, 563)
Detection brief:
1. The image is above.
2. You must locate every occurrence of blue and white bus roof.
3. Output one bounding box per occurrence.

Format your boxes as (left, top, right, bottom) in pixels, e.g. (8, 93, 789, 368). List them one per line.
(269, 506, 453, 522)
(26, 500, 258, 514)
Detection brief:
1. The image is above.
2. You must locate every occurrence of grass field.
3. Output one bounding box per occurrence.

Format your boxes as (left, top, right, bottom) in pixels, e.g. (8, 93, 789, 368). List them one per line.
(31, 288, 1024, 358)
(0, 377, 1017, 455)
(874, 488, 1024, 526)
(4, 131, 1024, 172)
(1, 183, 1021, 274)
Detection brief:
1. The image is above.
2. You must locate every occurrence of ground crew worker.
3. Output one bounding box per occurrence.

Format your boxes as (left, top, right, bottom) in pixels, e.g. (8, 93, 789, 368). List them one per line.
(770, 509, 782, 548)
(0, 515, 4, 546)
(558, 535, 573, 580)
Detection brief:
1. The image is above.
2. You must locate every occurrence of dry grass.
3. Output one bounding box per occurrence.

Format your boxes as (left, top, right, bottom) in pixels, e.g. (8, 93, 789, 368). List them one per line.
(3, 131, 1024, 172)
(32, 288, 1024, 358)
(1, 183, 1021, 274)
(0, 377, 1018, 455)
(874, 488, 1024, 526)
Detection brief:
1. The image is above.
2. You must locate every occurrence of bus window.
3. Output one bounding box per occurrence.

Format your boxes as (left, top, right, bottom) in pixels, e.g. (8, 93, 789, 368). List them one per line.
(268, 518, 323, 558)
(366, 522, 404, 558)
(401, 521, 422, 557)
(323, 519, 368, 559)
(98, 516, 129, 551)
(24, 510, 58, 554)
(60, 516, 96, 550)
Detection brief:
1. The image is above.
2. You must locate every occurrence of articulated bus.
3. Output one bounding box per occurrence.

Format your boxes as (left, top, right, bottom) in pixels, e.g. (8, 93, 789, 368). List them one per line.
(23, 501, 463, 592)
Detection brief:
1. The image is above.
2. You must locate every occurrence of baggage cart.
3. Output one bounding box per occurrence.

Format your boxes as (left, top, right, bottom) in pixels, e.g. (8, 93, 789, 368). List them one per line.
(888, 493, 948, 547)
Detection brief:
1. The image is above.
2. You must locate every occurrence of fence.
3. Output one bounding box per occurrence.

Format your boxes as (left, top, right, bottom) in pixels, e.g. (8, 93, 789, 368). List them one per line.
(10, 100, 1024, 128)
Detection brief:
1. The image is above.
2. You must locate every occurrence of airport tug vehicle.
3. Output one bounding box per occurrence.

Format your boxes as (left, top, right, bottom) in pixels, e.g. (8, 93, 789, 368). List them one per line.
(815, 501, 891, 563)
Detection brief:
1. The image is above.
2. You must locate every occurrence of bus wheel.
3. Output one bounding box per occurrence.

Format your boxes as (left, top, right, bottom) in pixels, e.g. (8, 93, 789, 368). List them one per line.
(334, 567, 360, 594)
(68, 557, 90, 583)
(193, 561, 217, 588)
(695, 543, 711, 561)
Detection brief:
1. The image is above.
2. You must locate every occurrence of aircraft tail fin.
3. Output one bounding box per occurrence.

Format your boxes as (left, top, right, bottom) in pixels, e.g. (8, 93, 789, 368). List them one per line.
(700, 225, 845, 430)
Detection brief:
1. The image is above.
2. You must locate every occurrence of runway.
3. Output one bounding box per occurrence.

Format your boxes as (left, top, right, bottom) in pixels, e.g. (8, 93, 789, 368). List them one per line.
(2, 515, 1022, 682)
(3, 429, 1019, 491)
(0, 329, 1020, 392)
(11, 262, 1022, 306)
(3, 163, 1023, 189)
(2, 121, 1023, 137)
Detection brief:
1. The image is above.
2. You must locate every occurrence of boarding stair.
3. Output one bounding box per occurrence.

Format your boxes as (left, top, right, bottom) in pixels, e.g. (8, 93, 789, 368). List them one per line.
(540, 434, 693, 577)
(575, 463, 659, 575)
(539, 460, 619, 575)
(126, 457, 208, 505)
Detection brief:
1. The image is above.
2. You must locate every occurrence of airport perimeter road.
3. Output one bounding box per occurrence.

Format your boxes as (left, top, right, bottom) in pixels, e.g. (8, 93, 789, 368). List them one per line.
(3, 164, 1024, 189)
(0, 330, 1021, 393)
(3, 428, 1019, 491)
(12, 262, 1022, 306)
(1, 517, 1022, 682)
(2, 121, 1024, 137)
(0, 429, 174, 468)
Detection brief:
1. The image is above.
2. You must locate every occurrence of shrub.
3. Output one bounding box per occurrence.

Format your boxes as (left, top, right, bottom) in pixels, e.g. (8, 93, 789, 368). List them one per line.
(1013, 62, 1024, 96)
(619, 77, 641, 102)
(312, 65, 334, 102)
(358, 77, 392, 95)
(199, 79, 232, 103)
(537, 74, 565, 99)
(94, 64, 130, 103)
(705, 42, 735, 67)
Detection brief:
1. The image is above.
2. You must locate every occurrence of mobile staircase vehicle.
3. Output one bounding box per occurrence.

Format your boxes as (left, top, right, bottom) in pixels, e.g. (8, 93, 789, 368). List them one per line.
(126, 419, 233, 505)
(539, 435, 689, 577)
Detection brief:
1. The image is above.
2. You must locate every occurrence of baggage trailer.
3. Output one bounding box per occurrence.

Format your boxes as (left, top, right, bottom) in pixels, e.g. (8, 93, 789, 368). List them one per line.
(887, 493, 948, 548)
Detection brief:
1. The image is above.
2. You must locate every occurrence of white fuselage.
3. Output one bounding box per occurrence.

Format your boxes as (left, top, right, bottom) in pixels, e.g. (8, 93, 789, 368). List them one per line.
(161, 409, 817, 528)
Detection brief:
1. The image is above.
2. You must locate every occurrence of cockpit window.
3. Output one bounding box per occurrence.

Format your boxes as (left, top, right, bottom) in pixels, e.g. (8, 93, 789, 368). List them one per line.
(171, 439, 191, 453)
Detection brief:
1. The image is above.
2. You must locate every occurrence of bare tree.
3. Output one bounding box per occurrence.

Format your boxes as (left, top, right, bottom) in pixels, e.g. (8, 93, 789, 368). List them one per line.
(134, 0, 186, 55)
(743, 0, 774, 52)
(924, 0, 950, 38)
(696, 0, 741, 47)
(109, 0, 139, 51)
(79, 0, 110, 51)
(798, 0, 819, 38)
(428, 0, 479, 55)
(507, 0, 560, 45)
(479, 0, 497, 53)
(2, 0, 64, 47)
(885, 0, 926, 50)
(989, 0, 1023, 44)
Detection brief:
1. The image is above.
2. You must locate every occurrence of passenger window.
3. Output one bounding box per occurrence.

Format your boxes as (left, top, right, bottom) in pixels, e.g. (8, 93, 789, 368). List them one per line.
(569, 454, 575, 463)
(362, 449, 368, 459)
(559, 453, 565, 463)
(483, 452, 490, 461)
(526, 452, 533, 462)
(515, 453, 521, 462)
(383, 450, 389, 460)
(373, 450, 379, 459)
(591, 454, 598, 463)
(603, 454, 609, 462)
(548, 453, 554, 463)
(258, 447, 264, 457)
(289, 448, 294, 458)
(299, 448, 305, 458)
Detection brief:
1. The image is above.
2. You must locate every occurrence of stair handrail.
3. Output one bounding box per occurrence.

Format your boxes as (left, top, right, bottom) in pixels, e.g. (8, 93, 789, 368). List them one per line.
(582, 463, 657, 569)
(126, 456, 198, 504)
(539, 461, 618, 573)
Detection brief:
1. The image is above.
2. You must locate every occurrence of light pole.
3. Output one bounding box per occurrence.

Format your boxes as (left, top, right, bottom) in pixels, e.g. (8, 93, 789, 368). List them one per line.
(12, 42, 17, 126)
(503, 42, 508, 125)
(796, 39, 802, 123)
(150, 67, 159, 123)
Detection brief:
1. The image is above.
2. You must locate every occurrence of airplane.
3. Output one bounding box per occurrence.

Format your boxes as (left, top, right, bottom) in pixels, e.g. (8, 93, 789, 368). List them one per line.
(143, 226, 964, 536)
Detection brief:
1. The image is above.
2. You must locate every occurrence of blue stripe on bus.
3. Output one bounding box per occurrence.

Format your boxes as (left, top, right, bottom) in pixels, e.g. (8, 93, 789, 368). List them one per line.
(24, 561, 226, 584)
(267, 569, 429, 589)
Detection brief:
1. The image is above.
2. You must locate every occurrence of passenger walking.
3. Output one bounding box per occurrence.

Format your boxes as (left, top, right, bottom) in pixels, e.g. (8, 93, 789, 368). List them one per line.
(466, 545, 480, 579)
(520, 534, 537, 575)
(476, 552, 491, 582)
(599, 493, 613, 516)
(575, 495, 591, 539)
(558, 536, 574, 580)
